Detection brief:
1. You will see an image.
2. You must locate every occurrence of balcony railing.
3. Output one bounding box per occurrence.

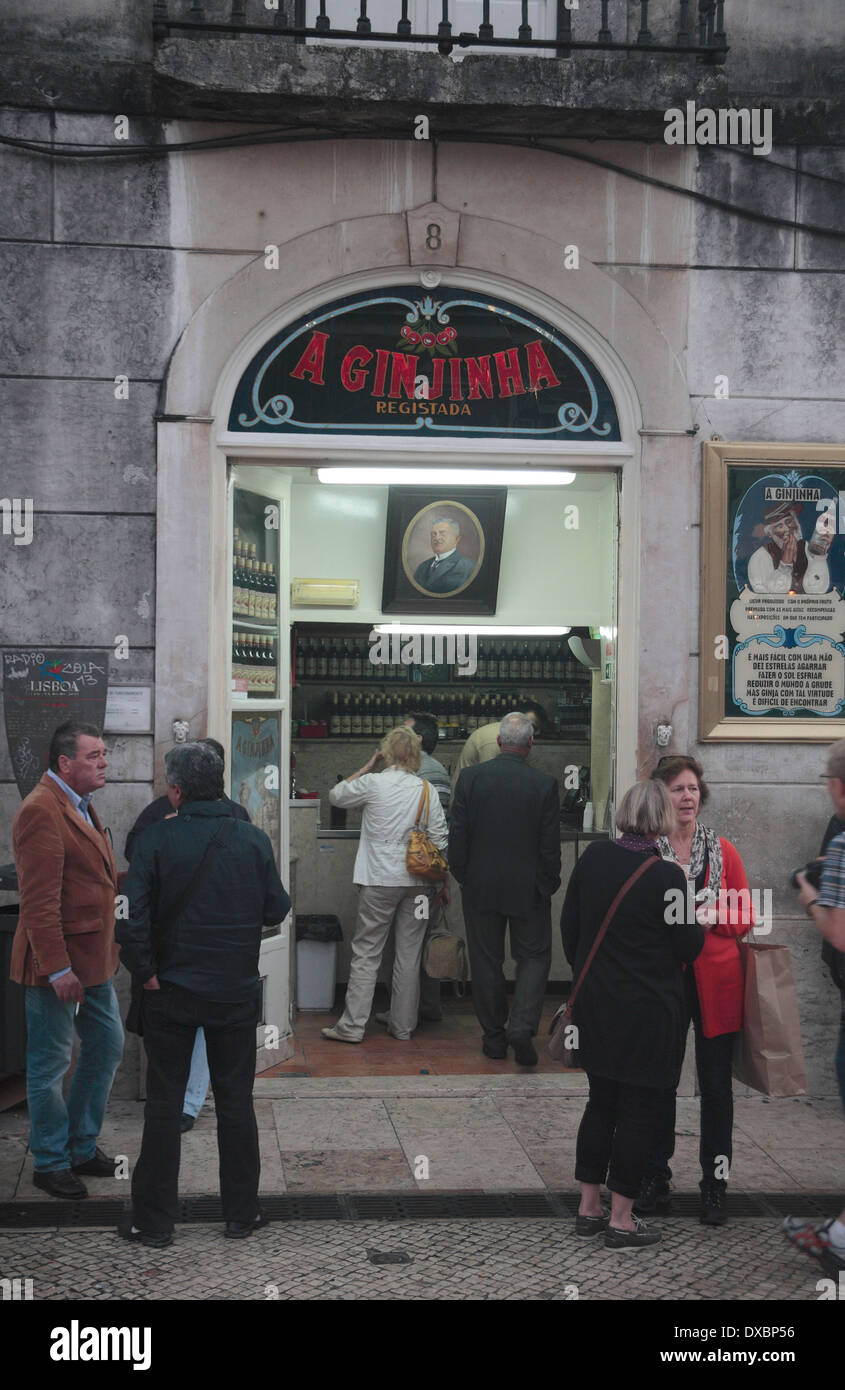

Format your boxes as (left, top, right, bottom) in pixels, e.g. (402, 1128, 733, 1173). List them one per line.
(152, 1, 728, 61)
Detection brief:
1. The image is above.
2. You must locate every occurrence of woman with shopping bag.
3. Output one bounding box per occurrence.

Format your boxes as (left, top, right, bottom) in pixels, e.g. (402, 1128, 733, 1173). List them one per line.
(634, 755, 754, 1228)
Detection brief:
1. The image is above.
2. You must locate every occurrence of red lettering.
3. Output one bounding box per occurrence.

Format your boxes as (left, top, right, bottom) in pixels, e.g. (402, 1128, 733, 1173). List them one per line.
(289, 330, 329, 386)
(340, 344, 372, 392)
(388, 352, 418, 400)
(372, 348, 391, 397)
(525, 339, 561, 393)
(449, 357, 463, 401)
(464, 355, 493, 400)
(494, 348, 525, 397)
(429, 359, 445, 399)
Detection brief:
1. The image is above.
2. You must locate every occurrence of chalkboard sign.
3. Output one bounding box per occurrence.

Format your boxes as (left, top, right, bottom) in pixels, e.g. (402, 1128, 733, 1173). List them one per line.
(3, 650, 109, 798)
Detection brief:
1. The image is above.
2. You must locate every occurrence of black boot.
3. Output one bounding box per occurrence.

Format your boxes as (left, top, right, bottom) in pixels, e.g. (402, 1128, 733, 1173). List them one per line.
(633, 1174, 672, 1216)
(700, 1180, 728, 1226)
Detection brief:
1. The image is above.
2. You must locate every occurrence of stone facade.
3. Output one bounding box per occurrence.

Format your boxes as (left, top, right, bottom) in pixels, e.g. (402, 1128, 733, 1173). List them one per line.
(1, 0, 843, 1095)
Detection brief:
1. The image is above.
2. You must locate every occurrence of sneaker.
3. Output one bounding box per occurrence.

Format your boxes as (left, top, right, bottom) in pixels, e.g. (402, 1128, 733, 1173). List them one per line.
(575, 1205, 609, 1238)
(700, 1181, 728, 1226)
(320, 1026, 361, 1044)
(604, 1216, 662, 1251)
(633, 1174, 672, 1217)
(374, 1012, 390, 1027)
(782, 1216, 845, 1267)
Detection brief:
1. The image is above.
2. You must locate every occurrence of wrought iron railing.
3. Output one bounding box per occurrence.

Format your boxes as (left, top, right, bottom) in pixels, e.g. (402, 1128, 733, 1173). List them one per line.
(152, 1, 728, 61)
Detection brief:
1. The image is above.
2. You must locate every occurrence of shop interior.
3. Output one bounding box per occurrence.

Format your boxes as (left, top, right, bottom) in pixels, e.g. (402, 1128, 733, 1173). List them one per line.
(229, 466, 619, 1076)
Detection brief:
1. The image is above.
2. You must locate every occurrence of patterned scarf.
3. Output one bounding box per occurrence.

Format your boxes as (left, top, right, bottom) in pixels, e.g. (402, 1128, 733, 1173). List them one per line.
(615, 833, 661, 856)
(657, 822, 722, 891)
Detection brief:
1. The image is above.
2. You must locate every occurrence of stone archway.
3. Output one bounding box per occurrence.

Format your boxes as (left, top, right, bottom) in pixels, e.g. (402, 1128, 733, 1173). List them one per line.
(154, 206, 693, 787)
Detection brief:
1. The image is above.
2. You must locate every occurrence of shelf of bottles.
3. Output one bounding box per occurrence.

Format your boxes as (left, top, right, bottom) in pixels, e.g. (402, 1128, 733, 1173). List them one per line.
(293, 626, 591, 741)
(231, 490, 281, 700)
(295, 631, 584, 685)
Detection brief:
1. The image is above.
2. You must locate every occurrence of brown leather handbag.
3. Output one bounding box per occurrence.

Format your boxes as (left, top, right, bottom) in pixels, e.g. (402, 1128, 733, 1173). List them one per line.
(405, 780, 449, 883)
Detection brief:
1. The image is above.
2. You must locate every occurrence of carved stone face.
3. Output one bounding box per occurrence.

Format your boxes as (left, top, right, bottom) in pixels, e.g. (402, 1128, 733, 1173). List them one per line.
(172, 719, 191, 744)
(656, 723, 672, 748)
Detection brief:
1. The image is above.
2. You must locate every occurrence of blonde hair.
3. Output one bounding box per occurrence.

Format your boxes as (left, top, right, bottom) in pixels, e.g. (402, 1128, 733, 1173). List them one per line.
(615, 780, 676, 838)
(380, 725, 422, 771)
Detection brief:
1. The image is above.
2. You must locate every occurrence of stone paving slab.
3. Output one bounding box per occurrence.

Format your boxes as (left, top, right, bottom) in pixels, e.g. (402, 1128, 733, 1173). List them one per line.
(2, 1087, 842, 1200)
(0, 1215, 834, 1301)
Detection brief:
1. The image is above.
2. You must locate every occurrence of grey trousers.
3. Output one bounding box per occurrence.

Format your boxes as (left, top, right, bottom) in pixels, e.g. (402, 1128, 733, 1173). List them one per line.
(461, 893, 552, 1045)
(334, 885, 434, 1040)
(381, 900, 446, 1020)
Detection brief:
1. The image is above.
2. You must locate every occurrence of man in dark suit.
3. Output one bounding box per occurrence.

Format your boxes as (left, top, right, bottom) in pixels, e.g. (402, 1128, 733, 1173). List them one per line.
(11, 721, 123, 1199)
(449, 711, 561, 1066)
(412, 516, 476, 594)
(117, 742, 289, 1247)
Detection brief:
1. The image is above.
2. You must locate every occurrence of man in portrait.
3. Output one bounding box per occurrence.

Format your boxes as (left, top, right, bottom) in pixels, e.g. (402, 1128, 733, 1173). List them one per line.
(747, 500, 832, 595)
(412, 515, 477, 594)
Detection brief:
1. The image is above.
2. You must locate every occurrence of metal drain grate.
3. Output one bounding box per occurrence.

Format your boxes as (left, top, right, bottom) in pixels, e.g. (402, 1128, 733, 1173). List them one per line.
(0, 1191, 837, 1229)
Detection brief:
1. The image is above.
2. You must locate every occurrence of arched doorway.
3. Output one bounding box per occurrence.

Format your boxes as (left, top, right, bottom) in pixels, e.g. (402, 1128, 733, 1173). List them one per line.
(156, 227, 691, 1059)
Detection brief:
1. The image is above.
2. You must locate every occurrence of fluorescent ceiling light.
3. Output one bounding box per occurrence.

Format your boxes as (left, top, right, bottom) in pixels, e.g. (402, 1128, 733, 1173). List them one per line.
(373, 624, 571, 636)
(316, 467, 576, 486)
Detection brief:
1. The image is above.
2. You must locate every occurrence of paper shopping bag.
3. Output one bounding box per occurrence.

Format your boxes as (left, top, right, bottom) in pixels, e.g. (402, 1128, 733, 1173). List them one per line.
(732, 941, 807, 1097)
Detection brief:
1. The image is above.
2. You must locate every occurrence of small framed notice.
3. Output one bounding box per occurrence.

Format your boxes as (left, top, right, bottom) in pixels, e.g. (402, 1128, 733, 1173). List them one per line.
(104, 686, 153, 734)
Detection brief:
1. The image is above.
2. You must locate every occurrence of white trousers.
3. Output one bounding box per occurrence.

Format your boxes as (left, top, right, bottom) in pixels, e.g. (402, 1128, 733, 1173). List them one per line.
(334, 885, 433, 1040)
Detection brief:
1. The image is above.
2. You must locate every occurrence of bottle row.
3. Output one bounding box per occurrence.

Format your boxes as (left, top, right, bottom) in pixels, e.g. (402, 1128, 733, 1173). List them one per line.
(232, 633, 278, 696)
(302, 689, 591, 740)
(232, 529, 278, 622)
(295, 632, 588, 684)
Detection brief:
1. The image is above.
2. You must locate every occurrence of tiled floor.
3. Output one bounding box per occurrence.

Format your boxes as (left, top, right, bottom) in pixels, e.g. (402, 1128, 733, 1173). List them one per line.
(257, 992, 565, 1078)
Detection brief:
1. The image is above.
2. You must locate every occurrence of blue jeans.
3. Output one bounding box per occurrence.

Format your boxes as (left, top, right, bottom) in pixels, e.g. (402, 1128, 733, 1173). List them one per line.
(25, 980, 124, 1173)
(183, 1028, 210, 1118)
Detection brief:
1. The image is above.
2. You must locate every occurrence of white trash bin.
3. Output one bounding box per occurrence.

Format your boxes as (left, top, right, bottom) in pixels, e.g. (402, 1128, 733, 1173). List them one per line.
(295, 915, 342, 1010)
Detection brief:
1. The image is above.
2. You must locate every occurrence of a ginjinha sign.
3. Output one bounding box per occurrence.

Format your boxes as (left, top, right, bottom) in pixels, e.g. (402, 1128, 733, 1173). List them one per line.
(229, 286, 620, 440)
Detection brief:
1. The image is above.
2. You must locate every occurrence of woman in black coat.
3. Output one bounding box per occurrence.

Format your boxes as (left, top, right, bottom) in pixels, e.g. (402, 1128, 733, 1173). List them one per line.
(560, 779, 704, 1251)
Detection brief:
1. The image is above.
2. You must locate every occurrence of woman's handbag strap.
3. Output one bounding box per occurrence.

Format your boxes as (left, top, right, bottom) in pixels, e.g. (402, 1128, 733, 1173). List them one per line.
(568, 855, 659, 1011)
(414, 780, 430, 831)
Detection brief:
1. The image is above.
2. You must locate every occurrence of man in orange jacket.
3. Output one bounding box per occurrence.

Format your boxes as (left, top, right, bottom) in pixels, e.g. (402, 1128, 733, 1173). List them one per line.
(11, 722, 123, 1199)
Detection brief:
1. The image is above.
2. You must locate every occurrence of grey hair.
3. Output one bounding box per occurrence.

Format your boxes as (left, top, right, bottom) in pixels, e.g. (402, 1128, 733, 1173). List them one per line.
(615, 780, 676, 838)
(164, 742, 225, 803)
(431, 515, 460, 535)
(499, 711, 534, 748)
(825, 738, 845, 783)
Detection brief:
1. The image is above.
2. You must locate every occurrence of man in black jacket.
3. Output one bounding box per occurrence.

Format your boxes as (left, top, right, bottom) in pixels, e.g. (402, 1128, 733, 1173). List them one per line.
(449, 711, 561, 1066)
(124, 736, 250, 1134)
(117, 743, 289, 1247)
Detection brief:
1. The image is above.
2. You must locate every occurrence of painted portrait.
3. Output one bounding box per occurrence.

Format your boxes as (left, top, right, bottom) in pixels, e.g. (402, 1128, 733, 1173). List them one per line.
(381, 487, 506, 615)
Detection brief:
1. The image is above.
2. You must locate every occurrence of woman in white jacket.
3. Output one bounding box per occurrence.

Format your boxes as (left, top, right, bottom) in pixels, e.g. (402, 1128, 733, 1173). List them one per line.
(321, 725, 448, 1043)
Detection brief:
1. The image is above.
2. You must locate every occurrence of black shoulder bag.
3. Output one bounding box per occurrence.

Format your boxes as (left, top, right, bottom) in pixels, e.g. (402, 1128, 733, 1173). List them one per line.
(125, 818, 236, 1036)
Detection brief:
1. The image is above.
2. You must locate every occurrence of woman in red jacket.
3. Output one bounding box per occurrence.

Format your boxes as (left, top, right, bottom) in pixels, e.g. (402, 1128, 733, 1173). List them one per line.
(634, 755, 752, 1227)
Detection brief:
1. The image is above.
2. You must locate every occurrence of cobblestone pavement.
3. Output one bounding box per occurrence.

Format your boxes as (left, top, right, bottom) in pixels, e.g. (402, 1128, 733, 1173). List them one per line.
(0, 1215, 833, 1301)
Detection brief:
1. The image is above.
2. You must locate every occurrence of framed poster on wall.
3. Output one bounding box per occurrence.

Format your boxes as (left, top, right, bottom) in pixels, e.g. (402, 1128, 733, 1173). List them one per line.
(700, 442, 845, 741)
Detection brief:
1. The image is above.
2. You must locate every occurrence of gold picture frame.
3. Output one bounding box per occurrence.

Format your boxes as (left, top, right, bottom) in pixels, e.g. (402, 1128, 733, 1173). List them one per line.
(700, 441, 845, 742)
